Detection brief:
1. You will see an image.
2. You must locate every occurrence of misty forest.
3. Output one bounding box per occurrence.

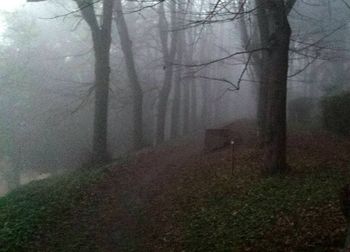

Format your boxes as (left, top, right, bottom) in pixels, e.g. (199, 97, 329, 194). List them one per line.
(1, 0, 350, 251)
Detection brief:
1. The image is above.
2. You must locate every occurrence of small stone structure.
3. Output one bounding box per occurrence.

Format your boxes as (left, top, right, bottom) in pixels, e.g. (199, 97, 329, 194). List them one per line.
(204, 129, 239, 152)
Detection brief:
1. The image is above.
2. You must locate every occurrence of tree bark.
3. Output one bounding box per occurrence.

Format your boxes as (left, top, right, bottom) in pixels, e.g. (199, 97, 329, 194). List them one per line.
(171, 1, 187, 138)
(182, 78, 190, 134)
(255, 0, 270, 143)
(201, 80, 210, 127)
(93, 44, 111, 163)
(183, 16, 198, 134)
(114, 0, 144, 150)
(156, 1, 178, 144)
(190, 77, 198, 131)
(74, 0, 114, 163)
(261, 0, 293, 174)
(170, 49, 183, 138)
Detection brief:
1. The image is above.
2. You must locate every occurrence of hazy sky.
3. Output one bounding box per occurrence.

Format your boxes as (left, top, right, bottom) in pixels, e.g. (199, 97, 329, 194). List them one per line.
(0, 0, 26, 12)
(0, 0, 26, 35)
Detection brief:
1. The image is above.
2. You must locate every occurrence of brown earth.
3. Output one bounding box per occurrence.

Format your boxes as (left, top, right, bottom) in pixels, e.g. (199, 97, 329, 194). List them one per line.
(88, 120, 258, 251)
(80, 120, 350, 251)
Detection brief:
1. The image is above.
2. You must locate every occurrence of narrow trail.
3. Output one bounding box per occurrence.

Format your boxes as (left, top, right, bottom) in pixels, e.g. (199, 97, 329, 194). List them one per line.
(93, 136, 204, 251)
(88, 121, 256, 251)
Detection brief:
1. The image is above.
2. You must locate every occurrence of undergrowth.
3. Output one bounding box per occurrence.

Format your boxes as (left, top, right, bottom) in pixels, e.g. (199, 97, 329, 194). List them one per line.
(0, 168, 106, 252)
(183, 170, 347, 251)
(0, 130, 349, 251)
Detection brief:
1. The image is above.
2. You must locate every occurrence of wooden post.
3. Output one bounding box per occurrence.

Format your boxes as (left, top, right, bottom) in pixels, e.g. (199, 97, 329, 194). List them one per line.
(231, 140, 235, 176)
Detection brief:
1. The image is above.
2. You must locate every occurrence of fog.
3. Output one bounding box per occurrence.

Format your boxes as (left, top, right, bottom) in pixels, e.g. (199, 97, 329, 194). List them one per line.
(0, 0, 349, 194)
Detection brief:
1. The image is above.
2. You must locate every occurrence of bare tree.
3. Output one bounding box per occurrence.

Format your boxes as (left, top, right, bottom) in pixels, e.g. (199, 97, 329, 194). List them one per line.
(156, 0, 178, 144)
(170, 39, 184, 138)
(256, 0, 296, 174)
(74, 0, 114, 163)
(114, 0, 144, 150)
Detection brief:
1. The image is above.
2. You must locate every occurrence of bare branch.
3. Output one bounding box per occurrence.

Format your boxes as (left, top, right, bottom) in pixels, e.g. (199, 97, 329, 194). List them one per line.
(176, 47, 266, 68)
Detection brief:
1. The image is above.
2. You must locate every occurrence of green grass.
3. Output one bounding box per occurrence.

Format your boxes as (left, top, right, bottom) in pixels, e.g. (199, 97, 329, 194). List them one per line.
(0, 168, 107, 252)
(183, 170, 348, 251)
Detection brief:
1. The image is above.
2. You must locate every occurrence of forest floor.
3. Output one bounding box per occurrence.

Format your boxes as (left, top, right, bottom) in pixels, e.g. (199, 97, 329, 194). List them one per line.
(1, 120, 350, 251)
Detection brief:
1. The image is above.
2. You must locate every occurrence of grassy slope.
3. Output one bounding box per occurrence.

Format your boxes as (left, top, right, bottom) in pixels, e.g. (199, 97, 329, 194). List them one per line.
(140, 132, 350, 251)
(0, 168, 108, 251)
(181, 171, 346, 251)
(0, 129, 349, 251)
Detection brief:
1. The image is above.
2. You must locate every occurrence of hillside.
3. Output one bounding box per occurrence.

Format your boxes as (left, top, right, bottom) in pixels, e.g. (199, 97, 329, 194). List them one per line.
(1, 122, 350, 251)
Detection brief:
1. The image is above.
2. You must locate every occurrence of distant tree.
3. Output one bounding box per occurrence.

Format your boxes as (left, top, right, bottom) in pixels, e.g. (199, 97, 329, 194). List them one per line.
(114, 0, 144, 150)
(170, 0, 187, 138)
(72, 0, 114, 163)
(28, 0, 116, 163)
(156, 0, 178, 144)
(0, 11, 40, 189)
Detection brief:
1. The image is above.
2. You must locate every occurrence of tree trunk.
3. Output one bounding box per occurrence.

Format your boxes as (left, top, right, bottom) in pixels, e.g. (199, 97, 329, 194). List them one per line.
(182, 81, 190, 134)
(74, 0, 114, 163)
(238, 0, 262, 117)
(156, 1, 178, 144)
(93, 46, 110, 162)
(255, 0, 270, 143)
(170, 51, 183, 138)
(171, 1, 187, 138)
(114, 0, 144, 150)
(201, 81, 210, 127)
(190, 78, 198, 131)
(262, 0, 292, 174)
(182, 18, 197, 135)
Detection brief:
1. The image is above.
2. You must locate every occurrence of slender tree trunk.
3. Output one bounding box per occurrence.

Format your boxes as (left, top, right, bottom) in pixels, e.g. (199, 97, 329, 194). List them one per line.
(182, 80, 190, 134)
(74, 0, 114, 163)
(157, 66, 176, 143)
(183, 18, 198, 134)
(197, 36, 210, 128)
(238, 1, 260, 87)
(190, 78, 198, 131)
(93, 45, 111, 162)
(170, 51, 183, 138)
(255, 0, 270, 143)
(171, 1, 187, 138)
(114, 0, 144, 150)
(156, 1, 178, 144)
(201, 77, 210, 127)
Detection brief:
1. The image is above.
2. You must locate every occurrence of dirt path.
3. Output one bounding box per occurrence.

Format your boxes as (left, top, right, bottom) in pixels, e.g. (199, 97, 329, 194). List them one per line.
(93, 136, 203, 251)
(81, 123, 350, 251)
(88, 121, 257, 251)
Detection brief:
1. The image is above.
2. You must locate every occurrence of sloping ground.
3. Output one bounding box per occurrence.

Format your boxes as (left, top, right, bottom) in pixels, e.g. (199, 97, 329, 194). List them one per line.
(91, 136, 204, 251)
(0, 167, 108, 251)
(138, 131, 350, 251)
(0, 122, 350, 251)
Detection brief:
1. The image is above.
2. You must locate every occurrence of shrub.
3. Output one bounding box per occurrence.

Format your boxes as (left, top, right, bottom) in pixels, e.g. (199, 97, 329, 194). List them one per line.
(321, 92, 350, 135)
(288, 97, 317, 124)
